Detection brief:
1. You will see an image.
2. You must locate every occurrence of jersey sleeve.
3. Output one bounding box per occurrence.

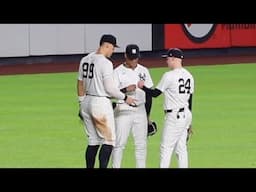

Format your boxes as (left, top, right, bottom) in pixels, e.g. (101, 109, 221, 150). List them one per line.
(156, 72, 170, 92)
(190, 75, 195, 94)
(77, 61, 84, 81)
(103, 77, 125, 100)
(113, 69, 121, 89)
(144, 68, 154, 88)
(102, 59, 114, 80)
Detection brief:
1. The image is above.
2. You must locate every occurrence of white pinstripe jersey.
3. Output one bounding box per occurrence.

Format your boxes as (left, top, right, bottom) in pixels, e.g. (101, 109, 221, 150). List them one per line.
(113, 63, 153, 105)
(156, 67, 194, 110)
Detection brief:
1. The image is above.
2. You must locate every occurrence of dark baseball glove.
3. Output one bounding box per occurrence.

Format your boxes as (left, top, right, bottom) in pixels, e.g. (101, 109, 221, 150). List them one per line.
(148, 121, 157, 136)
(78, 109, 84, 121)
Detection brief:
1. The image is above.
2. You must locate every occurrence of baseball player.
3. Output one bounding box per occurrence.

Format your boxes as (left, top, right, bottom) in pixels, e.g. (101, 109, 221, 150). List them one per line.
(111, 44, 154, 168)
(138, 48, 194, 168)
(77, 34, 136, 168)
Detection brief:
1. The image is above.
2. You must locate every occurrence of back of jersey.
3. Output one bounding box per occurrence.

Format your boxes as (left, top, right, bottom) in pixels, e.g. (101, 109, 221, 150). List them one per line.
(78, 52, 113, 97)
(156, 67, 194, 110)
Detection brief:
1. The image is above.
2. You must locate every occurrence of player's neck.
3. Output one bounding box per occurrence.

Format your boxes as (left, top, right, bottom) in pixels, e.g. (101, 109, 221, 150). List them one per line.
(96, 47, 108, 57)
(123, 62, 137, 70)
(173, 63, 182, 69)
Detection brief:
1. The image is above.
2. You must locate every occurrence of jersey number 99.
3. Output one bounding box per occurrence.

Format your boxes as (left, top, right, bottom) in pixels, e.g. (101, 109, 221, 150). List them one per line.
(83, 63, 94, 79)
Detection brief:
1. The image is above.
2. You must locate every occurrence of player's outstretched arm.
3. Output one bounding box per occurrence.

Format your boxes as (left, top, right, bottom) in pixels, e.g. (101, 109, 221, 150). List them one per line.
(120, 84, 136, 93)
(104, 77, 126, 100)
(104, 77, 136, 105)
(138, 80, 162, 98)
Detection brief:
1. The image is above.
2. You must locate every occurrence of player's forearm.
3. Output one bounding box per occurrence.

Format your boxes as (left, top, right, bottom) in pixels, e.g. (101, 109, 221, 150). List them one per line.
(142, 86, 162, 98)
(188, 94, 193, 112)
(77, 80, 85, 96)
(104, 78, 125, 100)
(77, 80, 85, 103)
(120, 84, 136, 93)
(145, 91, 152, 115)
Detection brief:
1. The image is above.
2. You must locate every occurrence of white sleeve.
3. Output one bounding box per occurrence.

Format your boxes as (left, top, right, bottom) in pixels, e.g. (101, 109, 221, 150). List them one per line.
(191, 76, 195, 94)
(144, 68, 154, 88)
(102, 59, 114, 80)
(77, 62, 84, 81)
(156, 73, 169, 92)
(104, 76, 125, 100)
(113, 69, 121, 89)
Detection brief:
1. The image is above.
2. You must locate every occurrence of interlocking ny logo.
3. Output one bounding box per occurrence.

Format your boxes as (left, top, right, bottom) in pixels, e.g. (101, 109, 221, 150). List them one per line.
(139, 73, 146, 81)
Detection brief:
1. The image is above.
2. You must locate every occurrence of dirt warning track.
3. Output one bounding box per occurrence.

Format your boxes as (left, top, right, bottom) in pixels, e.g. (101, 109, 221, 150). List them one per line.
(1, 54, 256, 76)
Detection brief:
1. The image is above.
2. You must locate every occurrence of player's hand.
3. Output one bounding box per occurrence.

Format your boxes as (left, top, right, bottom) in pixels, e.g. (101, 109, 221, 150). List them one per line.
(78, 95, 85, 105)
(126, 84, 136, 92)
(125, 96, 137, 106)
(188, 125, 193, 135)
(78, 108, 84, 121)
(137, 80, 145, 89)
(187, 125, 193, 142)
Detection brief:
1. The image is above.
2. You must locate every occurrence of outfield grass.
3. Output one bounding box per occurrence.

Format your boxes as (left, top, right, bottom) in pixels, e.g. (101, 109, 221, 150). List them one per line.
(0, 63, 256, 168)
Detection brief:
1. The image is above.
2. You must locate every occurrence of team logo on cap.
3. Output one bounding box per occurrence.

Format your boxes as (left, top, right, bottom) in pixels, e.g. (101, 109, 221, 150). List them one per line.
(182, 24, 216, 43)
(132, 49, 137, 54)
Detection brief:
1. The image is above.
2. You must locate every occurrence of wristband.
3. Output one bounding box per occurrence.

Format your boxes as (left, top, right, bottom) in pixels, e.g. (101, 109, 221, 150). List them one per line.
(124, 95, 128, 101)
(120, 87, 127, 93)
(78, 95, 85, 102)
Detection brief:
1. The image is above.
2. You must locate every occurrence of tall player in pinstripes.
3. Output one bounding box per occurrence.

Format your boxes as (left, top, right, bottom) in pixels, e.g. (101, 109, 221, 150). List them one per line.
(138, 48, 194, 168)
(77, 34, 136, 168)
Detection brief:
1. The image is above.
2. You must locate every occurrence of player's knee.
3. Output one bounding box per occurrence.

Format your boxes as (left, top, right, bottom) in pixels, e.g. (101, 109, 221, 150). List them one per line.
(114, 142, 126, 150)
(103, 140, 115, 146)
(135, 141, 147, 150)
(88, 139, 102, 146)
(175, 145, 187, 155)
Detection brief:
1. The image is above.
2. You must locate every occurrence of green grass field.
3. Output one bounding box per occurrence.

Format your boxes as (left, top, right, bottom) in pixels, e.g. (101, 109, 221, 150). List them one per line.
(1, 63, 256, 168)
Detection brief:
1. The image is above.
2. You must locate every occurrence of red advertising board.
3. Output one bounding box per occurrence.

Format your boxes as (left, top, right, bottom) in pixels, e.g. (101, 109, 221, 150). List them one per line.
(164, 24, 256, 49)
(229, 24, 256, 46)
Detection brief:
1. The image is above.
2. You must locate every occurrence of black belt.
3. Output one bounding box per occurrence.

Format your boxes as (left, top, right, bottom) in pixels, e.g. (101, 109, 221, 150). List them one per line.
(86, 94, 111, 99)
(117, 102, 138, 108)
(164, 108, 184, 113)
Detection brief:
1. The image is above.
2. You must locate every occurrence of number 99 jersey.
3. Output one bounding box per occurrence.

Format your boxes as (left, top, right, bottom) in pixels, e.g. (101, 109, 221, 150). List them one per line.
(77, 52, 113, 97)
(156, 67, 194, 110)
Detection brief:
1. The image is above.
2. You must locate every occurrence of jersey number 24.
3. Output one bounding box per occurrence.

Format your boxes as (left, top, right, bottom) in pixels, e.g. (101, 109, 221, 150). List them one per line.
(178, 78, 191, 94)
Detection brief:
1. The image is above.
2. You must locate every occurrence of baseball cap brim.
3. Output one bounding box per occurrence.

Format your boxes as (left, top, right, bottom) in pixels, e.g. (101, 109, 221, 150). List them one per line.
(127, 54, 140, 60)
(161, 49, 184, 59)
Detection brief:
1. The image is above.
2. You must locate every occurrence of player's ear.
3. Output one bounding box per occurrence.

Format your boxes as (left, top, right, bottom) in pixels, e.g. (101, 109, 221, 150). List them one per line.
(124, 53, 127, 59)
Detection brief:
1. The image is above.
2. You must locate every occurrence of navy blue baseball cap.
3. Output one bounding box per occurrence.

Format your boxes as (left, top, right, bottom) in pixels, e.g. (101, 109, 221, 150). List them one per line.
(100, 34, 119, 48)
(162, 48, 184, 59)
(126, 44, 140, 59)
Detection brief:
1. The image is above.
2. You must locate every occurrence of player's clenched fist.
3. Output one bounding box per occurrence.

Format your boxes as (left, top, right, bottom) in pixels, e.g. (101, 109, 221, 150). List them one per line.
(126, 84, 136, 92)
(137, 80, 145, 89)
(124, 95, 137, 106)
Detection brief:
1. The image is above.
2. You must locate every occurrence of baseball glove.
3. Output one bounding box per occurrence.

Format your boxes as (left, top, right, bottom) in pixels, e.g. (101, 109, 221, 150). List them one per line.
(78, 109, 84, 121)
(147, 121, 157, 136)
